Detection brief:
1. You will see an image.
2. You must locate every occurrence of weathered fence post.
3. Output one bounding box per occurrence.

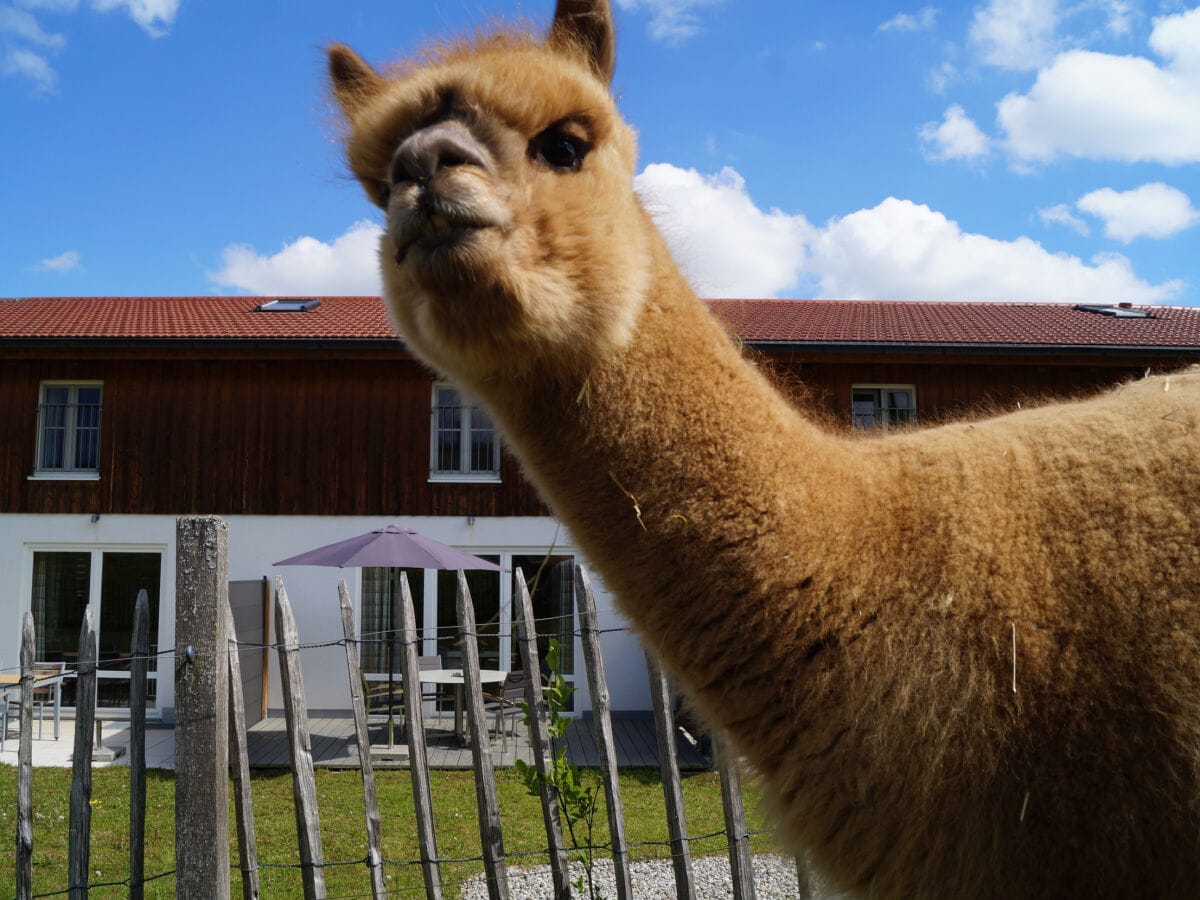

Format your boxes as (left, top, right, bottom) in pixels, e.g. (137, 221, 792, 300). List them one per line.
(225, 597, 261, 900)
(15, 612, 35, 900)
(513, 569, 570, 899)
(646, 651, 695, 899)
(68, 605, 97, 900)
(175, 515, 231, 900)
(715, 736, 757, 900)
(457, 571, 510, 900)
(796, 853, 817, 900)
(397, 571, 444, 900)
(575, 565, 633, 900)
(274, 576, 326, 899)
(338, 580, 386, 900)
(129, 590, 149, 900)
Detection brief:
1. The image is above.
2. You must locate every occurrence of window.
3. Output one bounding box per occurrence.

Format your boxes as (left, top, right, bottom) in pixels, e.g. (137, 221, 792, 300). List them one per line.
(852, 385, 916, 431)
(366, 549, 578, 713)
(31, 550, 162, 709)
(437, 561, 502, 670)
(430, 384, 499, 480)
(35, 382, 102, 477)
(511, 555, 575, 709)
(360, 567, 426, 674)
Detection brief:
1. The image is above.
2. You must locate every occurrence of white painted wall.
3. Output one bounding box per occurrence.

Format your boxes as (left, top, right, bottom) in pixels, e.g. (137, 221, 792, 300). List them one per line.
(1, 513, 177, 714)
(0, 513, 653, 721)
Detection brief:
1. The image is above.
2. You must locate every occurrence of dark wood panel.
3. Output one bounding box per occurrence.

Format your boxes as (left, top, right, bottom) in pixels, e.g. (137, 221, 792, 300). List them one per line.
(0, 353, 549, 517)
(0, 347, 1168, 518)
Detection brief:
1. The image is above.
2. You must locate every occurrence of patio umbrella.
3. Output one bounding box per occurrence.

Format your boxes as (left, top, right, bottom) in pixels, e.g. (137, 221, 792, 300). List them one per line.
(275, 525, 501, 744)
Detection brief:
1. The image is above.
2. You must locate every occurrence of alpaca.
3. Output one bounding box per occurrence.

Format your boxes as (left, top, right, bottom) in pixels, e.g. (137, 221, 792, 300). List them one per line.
(328, 2, 1200, 896)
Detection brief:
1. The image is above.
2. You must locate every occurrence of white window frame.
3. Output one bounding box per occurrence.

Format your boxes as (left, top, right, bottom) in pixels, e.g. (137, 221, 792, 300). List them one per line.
(356, 548, 579, 713)
(24, 542, 169, 719)
(31, 381, 103, 481)
(428, 383, 501, 483)
(851, 384, 917, 432)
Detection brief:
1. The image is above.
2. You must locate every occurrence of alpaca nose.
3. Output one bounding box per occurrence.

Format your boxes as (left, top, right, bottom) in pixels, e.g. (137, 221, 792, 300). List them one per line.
(391, 121, 493, 187)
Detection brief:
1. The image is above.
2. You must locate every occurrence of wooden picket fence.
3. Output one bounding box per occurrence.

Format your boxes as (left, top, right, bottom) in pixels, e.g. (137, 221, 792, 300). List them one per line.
(8, 515, 819, 899)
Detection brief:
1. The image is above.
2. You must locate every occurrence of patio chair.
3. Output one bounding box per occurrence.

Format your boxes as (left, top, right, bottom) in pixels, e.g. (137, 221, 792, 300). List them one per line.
(30, 662, 66, 740)
(484, 669, 529, 750)
(0, 661, 65, 750)
(362, 654, 442, 741)
(0, 689, 11, 753)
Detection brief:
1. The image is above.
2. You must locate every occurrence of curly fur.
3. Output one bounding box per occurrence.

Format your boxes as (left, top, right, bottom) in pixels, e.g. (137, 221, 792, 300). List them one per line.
(329, 3, 1200, 896)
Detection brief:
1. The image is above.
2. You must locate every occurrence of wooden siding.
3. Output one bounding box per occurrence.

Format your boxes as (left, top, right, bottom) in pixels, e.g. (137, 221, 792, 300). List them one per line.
(761, 352, 1170, 430)
(1, 344, 1187, 517)
(0, 351, 548, 517)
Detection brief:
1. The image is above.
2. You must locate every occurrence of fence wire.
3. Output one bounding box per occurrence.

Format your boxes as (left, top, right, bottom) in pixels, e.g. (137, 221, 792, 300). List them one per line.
(6, 574, 784, 900)
(0, 613, 635, 680)
(12, 825, 777, 900)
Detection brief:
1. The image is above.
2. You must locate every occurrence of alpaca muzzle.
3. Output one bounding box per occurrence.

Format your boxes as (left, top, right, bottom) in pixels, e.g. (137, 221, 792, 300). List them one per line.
(386, 122, 508, 266)
(391, 120, 495, 187)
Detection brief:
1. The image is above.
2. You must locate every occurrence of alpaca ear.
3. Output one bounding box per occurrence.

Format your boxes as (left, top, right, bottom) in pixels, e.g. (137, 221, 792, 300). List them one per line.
(328, 43, 386, 118)
(549, 0, 616, 84)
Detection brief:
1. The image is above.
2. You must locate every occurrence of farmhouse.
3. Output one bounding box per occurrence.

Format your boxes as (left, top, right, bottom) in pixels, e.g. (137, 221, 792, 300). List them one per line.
(2, 295, 1197, 725)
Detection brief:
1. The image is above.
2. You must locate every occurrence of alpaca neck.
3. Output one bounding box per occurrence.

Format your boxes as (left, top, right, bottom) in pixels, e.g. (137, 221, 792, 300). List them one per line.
(481, 233, 862, 709)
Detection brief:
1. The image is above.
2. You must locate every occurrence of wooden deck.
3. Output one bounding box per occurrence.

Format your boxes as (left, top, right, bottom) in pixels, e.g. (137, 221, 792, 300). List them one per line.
(245, 714, 711, 770)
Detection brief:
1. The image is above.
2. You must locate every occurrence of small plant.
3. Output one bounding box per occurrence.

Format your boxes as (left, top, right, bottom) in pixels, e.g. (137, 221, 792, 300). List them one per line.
(514, 638, 605, 899)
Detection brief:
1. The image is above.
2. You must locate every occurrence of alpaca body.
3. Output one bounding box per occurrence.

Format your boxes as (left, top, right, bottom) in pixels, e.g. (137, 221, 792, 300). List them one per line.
(329, 4, 1200, 895)
(488, 246, 1200, 898)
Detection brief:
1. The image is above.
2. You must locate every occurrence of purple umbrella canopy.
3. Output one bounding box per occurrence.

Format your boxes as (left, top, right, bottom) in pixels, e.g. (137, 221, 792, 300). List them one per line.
(274, 524, 501, 571)
(274, 524, 500, 749)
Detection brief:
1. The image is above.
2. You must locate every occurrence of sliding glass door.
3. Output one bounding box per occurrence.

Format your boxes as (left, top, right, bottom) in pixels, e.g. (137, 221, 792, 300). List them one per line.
(30, 549, 162, 709)
(354, 550, 578, 713)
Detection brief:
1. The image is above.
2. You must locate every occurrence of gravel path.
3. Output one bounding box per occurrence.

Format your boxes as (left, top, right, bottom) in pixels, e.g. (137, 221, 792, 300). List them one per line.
(460, 853, 847, 898)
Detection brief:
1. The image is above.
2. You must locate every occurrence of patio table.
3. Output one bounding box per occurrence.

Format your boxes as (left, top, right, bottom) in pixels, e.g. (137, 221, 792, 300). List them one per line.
(367, 668, 506, 746)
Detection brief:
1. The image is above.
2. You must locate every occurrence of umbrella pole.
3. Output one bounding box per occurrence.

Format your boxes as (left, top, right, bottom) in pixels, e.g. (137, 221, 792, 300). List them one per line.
(387, 632, 395, 747)
(387, 572, 397, 748)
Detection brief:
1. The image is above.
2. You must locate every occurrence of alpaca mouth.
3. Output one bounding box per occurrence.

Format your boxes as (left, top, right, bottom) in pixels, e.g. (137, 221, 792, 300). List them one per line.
(391, 200, 501, 266)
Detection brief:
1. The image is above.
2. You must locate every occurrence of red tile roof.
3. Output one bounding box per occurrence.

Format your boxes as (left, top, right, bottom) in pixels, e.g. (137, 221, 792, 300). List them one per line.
(708, 299, 1200, 349)
(0, 296, 397, 341)
(1, 296, 1198, 350)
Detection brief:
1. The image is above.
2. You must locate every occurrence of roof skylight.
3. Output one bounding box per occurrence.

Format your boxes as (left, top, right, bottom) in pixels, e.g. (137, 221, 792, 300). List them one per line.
(255, 299, 322, 313)
(1073, 304, 1152, 319)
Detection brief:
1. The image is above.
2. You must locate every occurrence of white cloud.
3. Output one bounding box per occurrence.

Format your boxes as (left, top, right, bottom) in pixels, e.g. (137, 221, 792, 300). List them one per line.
(614, 0, 724, 44)
(1, 46, 57, 92)
(926, 60, 959, 94)
(919, 104, 991, 161)
(998, 7, 1200, 164)
(1099, 0, 1133, 37)
(635, 163, 813, 298)
(637, 163, 1180, 304)
(970, 0, 1060, 71)
(879, 7, 938, 33)
(35, 250, 82, 272)
(209, 220, 384, 296)
(89, 0, 179, 37)
(806, 197, 1180, 302)
(1076, 183, 1200, 242)
(0, 5, 65, 46)
(1038, 203, 1090, 235)
(2, 0, 177, 90)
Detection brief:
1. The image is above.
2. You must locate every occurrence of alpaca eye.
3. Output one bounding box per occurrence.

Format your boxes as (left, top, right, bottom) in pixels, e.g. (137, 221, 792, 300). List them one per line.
(532, 129, 589, 172)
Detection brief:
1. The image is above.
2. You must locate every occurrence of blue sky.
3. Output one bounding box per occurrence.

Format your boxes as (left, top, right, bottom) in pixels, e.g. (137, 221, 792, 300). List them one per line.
(2, 0, 1198, 305)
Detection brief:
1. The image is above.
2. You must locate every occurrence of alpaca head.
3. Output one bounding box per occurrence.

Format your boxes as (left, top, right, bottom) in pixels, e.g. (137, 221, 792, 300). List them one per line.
(329, 0, 652, 386)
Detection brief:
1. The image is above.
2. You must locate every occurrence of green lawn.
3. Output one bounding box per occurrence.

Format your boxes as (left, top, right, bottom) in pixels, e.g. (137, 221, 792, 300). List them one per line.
(0, 765, 782, 898)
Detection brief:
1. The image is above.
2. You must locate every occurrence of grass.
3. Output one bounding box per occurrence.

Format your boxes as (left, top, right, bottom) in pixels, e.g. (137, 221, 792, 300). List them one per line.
(0, 764, 783, 898)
